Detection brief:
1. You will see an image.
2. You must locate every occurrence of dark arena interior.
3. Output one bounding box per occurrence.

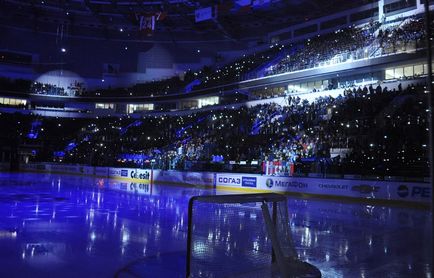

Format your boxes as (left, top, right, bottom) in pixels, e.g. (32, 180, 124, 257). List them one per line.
(0, 0, 433, 277)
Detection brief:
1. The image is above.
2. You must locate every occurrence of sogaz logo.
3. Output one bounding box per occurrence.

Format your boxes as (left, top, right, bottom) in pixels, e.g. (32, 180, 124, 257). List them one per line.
(121, 170, 128, 177)
(218, 176, 241, 185)
(266, 178, 274, 188)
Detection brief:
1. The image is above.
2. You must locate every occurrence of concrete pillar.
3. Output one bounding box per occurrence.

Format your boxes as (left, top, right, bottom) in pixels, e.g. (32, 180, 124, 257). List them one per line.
(378, 0, 385, 23)
(416, 0, 423, 12)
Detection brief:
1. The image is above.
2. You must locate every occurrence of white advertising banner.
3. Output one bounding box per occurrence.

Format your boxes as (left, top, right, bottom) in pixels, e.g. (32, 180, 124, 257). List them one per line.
(215, 173, 431, 204)
(153, 170, 214, 187)
(16, 163, 430, 204)
(215, 173, 260, 189)
(108, 167, 152, 183)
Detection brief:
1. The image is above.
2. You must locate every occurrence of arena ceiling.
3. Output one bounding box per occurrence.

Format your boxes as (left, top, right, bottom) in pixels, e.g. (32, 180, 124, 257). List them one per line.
(0, 0, 377, 41)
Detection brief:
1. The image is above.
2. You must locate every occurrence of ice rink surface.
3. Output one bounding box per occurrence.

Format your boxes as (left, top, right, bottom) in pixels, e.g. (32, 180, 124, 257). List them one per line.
(0, 172, 431, 277)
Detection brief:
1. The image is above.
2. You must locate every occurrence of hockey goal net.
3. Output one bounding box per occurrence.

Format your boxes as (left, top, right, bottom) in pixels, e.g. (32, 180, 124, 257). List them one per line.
(186, 193, 321, 278)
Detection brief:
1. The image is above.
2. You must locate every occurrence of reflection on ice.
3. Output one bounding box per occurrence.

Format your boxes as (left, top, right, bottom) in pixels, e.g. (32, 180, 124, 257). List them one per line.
(0, 172, 430, 278)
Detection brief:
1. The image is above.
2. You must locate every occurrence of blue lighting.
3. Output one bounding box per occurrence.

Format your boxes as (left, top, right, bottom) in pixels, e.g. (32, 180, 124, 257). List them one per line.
(0, 172, 430, 277)
(53, 151, 65, 157)
(65, 142, 77, 152)
(27, 120, 42, 139)
(120, 120, 142, 136)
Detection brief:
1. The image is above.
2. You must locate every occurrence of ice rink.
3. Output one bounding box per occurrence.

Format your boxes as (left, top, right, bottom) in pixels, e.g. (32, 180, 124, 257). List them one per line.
(0, 172, 431, 277)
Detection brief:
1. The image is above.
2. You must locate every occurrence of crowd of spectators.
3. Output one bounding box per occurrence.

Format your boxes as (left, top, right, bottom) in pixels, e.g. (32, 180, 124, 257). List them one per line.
(192, 45, 283, 90)
(67, 81, 87, 96)
(264, 16, 428, 76)
(0, 14, 430, 178)
(30, 82, 67, 96)
(265, 25, 376, 76)
(29, 81, 87, 96)
(377, 17, 427, 55)
(81, 45, 283, 98)
(81, 15, 428, 97)
(0, 81, 429, 178)
(0, 78, 87, 97)
(0, 15, 429, 100)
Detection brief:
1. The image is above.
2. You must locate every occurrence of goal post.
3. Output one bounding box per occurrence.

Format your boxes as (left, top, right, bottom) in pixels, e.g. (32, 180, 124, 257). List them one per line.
(186, 193, 321, 278)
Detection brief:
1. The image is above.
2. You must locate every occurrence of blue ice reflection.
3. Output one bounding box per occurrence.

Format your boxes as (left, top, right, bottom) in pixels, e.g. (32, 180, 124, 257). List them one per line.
(0, 172, 431, 278)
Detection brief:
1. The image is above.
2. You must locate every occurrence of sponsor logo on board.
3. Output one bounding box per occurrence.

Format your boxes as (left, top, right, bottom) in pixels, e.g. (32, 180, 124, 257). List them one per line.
(351, 185, 380, 194)
(218, 176, 241, 185)
(318, 183, 349, 190)
(242, 177, 257, 188)
(265, 178, 307, 189)
(185, 174, 213, 184)
(130, 170, 150, 180)
(266, 178, 274, 188)
(397, 185, 430, 198)
(51, 165, 78, 172)
(109, 169, 121, 176)
(120, 170, 128, 177)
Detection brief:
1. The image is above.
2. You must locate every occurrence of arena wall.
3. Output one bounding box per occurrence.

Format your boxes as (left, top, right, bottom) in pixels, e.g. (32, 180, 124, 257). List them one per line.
(17, 163, 431, 206)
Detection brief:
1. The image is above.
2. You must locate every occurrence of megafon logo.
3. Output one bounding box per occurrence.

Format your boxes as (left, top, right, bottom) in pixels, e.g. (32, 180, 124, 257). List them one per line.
(397, 185, 409, 198)
(266, 178, 274, 188)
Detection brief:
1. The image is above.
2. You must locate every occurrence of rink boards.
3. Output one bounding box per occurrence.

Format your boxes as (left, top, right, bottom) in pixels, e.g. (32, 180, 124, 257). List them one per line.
(18, 163, 431, 206)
